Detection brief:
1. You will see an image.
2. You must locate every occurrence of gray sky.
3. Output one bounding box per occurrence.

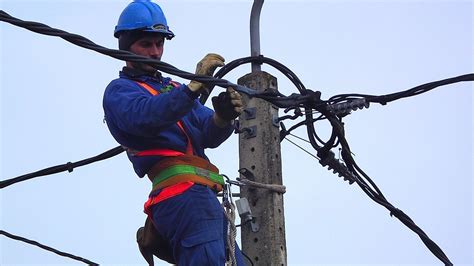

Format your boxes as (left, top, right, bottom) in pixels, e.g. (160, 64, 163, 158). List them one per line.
(1, 0, 472, 265)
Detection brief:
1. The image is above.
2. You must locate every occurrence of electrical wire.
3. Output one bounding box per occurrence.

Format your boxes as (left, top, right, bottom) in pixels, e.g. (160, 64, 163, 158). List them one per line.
(284, 137, 320, 160)
(241, 250, 255, 266)
(0, 146, 124, 189)
(0, 10, 255, 98)
(0, 230, 98, 265)
(288, 133, 312, 144)
(329, 74, 474, 105)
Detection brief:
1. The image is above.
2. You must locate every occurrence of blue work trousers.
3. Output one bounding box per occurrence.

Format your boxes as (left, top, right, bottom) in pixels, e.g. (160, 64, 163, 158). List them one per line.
(150, 184, 246, 265)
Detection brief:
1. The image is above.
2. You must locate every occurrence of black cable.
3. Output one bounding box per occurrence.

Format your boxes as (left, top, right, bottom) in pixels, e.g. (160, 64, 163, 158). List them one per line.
(0, 230, 99, 265)
(0, 10, 257, 97)
(329, 74, 474, 105)
(369, 74, 474, 105)
(0, 10, 323, 109)
(0, 146, 125, 189)
(280, 115, 326, 143)
(329, 115, 453, 264)
(241, 250, 255, 266)
(201, 55, 308, 103)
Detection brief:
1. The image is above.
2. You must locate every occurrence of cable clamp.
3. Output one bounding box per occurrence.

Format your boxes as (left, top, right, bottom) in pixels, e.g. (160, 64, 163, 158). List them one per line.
(66, 162, 74, 173)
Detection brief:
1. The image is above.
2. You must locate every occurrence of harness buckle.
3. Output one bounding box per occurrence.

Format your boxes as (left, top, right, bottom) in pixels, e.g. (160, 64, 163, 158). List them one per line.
(195, 168, 212, 179)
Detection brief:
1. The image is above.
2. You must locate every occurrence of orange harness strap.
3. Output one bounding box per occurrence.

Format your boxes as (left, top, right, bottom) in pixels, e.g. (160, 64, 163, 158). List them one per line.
(135, 81, 193, 156)
(143, 181, 194, 215)
(134, 81, 212, 214)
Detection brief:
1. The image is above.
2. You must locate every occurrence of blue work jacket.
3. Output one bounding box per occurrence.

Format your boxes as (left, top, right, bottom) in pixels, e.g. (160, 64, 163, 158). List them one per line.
(103, 67, 233, 177)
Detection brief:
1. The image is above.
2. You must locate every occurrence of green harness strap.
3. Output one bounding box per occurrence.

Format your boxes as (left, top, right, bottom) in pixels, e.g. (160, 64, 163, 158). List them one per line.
(152, 165, 225, 188)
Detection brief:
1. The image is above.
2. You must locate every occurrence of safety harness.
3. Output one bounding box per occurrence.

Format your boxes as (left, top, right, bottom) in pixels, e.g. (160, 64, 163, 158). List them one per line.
(129, 81, 225, 214)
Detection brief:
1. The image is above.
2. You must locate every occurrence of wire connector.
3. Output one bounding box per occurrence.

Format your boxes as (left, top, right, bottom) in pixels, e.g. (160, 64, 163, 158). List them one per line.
(327, 98, 369, 116)
(319, 150, 356, 184)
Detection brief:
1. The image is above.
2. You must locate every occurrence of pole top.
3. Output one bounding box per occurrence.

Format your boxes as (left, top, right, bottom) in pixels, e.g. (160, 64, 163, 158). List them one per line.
(250, 0, 264, 72)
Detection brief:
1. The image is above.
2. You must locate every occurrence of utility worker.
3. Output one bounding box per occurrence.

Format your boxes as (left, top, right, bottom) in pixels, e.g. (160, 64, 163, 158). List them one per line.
(103, 0, 246, 265)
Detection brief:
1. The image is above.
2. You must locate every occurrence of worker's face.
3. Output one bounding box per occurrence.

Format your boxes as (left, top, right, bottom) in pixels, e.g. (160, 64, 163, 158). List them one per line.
(128, 35, 165, 73)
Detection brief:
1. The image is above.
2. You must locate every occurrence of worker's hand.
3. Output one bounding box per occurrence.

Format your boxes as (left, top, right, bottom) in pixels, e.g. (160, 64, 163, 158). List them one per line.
(212, 87, 243, 126)
(188, 53, 225, 93)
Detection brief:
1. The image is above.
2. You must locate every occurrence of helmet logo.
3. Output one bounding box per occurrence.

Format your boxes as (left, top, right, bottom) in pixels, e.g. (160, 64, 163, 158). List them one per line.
(152, 24, 167, 31)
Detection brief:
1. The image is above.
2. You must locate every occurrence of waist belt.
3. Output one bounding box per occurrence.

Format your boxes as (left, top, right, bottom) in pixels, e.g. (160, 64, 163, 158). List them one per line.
(148, 154, 224, 192)
(152, 165, 224, 192)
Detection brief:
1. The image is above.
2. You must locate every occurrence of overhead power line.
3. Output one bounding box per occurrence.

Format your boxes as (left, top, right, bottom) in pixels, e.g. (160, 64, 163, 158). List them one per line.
(0, 230, 98, 265)
(0, 146, 124, 189)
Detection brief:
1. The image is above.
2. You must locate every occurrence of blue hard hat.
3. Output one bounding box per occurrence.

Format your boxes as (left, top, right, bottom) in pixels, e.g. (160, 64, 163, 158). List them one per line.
(114, 0, 175, 39)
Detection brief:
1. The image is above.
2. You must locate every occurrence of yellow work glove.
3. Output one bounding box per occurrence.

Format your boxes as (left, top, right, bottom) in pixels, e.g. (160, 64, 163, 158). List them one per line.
(188, 53, 225, 94)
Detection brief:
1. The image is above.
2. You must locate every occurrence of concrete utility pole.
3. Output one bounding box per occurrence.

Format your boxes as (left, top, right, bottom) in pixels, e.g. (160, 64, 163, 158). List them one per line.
(237, 0, 287, 265)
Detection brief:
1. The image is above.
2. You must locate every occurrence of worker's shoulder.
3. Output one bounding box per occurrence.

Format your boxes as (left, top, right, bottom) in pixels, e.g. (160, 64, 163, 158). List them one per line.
(105, 77, 140, 91)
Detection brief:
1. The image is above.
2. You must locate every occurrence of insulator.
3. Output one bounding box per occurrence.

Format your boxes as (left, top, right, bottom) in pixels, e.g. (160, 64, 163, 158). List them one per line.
(319, 151, 356, 184)
(327, 98, 370, 115)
